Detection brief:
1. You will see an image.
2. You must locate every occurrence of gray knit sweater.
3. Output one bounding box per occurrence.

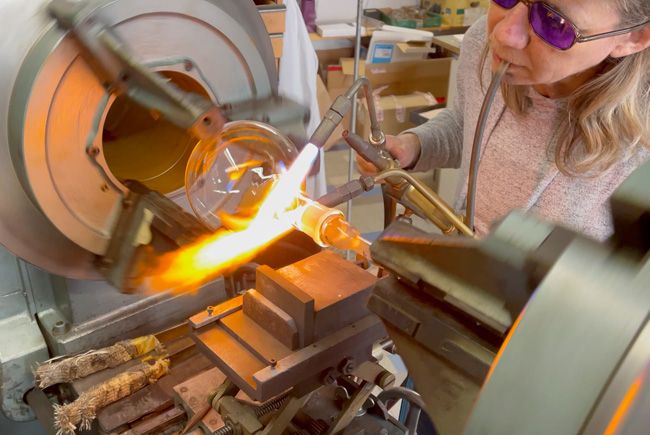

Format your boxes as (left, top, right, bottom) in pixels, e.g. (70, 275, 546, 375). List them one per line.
(406, 17, 649, 240)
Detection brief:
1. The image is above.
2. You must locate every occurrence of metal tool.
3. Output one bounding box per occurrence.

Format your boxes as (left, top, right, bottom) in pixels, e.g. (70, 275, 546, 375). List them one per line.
(191, 250, 385, 402)
(309, 77, 385, 150)
(313, 62, 510, 237)
(180, 379, 239, 435)
(369, 160, 650, 434)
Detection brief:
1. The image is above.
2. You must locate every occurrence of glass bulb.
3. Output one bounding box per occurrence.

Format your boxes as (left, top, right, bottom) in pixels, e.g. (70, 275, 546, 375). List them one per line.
(185, 121, 298, 229)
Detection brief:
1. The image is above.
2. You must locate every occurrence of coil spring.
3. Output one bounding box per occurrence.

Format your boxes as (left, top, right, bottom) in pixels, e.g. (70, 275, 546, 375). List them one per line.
(213, 424, 234, 435)
(255, 394, 289, 418)
(307, 419, 329, 435)
(212, 393, 289, 434)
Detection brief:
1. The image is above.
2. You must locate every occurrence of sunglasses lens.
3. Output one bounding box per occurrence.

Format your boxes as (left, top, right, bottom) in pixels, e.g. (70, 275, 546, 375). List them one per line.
(529, 2, 577, 50)
(492, 0, 519, 9)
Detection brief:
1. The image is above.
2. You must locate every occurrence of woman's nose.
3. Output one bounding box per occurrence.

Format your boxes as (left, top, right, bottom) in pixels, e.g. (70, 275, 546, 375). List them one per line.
(493, 4, 530, 50)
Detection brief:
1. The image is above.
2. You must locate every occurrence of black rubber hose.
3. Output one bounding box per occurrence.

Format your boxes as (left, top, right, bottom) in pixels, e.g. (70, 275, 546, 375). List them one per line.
(377, 387, 431, 435)
(465, 61, 510, 231)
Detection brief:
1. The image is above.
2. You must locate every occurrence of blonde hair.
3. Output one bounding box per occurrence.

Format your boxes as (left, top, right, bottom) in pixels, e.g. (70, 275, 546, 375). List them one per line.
(485, 1, 650, 176)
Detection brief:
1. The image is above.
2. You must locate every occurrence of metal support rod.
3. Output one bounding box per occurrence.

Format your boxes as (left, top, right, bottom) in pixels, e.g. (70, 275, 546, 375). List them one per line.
(374, 169, 476, 238)
(382, 185, 397, 228)
(466, 61, 510, 230)
(345, 0, 364, 259)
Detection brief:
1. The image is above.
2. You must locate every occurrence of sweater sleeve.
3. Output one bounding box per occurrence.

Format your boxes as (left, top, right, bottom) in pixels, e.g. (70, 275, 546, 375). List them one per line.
(403, 17, 487, 172)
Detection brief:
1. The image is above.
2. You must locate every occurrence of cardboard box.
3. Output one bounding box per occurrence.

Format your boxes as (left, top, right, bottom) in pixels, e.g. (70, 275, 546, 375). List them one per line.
(367, 28, 434, 64)
(424, 0, 467, 26)
(341, 57, 451, 98)
(325, 57, 451, 144)
(379, 7, 442, 29)
(316, 45, 354, 80)
(356, 92, 440, 139)
(324, 63, 355, 135)
(444, 0, 468, 26)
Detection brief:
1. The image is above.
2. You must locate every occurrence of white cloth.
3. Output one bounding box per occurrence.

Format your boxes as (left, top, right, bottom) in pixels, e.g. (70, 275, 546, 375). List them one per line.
(278, 0, 327, 198)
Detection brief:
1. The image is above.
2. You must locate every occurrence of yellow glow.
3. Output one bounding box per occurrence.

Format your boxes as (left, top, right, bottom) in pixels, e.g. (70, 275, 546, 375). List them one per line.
(147, 143, 319, 292)
(604, 370, 646, 435)
(289, 198, 370, 258)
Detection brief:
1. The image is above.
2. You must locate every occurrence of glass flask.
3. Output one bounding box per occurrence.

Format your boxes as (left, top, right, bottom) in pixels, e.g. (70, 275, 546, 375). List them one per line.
(185, 121, 299, 230)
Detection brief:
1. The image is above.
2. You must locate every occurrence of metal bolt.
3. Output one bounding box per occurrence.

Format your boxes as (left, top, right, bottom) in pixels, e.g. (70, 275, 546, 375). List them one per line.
(269, 359, 277, 368)
(376, 371, 396, 389)
(51, 320, 69, 335)
(338, 358, 356, 375)
(206, 306, 214, 316)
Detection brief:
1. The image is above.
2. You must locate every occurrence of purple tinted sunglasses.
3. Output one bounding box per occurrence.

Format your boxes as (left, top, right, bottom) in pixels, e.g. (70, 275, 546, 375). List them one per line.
(492, 0, 650, 50)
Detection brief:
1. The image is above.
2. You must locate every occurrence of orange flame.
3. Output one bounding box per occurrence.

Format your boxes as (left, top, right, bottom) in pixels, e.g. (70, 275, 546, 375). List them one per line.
(146, 143, 319, 292)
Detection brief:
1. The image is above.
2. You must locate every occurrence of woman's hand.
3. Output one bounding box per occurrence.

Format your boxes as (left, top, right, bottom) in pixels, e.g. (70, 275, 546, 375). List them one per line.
(355, 133, 421, 175)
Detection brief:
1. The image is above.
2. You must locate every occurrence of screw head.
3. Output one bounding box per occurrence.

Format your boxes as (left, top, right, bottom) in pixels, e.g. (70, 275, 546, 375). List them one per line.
(51, 320, 70, 335)
(339, 357, 356, 375)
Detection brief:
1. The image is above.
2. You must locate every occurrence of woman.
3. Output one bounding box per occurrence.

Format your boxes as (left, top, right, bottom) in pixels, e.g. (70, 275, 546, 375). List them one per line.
(359, 0, 650, 240)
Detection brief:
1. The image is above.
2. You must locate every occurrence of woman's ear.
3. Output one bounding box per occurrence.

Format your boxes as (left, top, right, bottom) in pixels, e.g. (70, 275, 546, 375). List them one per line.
(610, 24, 650, 58)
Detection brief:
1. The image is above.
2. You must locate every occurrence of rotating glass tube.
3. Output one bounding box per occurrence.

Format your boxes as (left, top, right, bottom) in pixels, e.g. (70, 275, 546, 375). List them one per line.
(291, 199, 370, 259)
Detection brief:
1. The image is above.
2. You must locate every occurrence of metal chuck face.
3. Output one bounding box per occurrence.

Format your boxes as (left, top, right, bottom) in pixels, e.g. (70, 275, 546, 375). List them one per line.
(0, 0, 276, 278)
